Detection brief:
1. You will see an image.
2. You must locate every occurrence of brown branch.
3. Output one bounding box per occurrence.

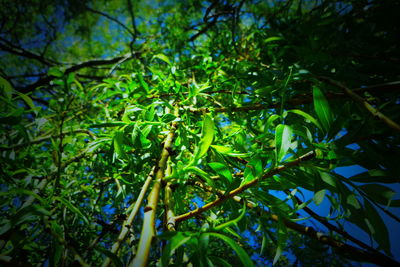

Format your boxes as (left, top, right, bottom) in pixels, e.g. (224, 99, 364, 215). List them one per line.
(173, 150, 315, 223)
(316, 76, 400, 134)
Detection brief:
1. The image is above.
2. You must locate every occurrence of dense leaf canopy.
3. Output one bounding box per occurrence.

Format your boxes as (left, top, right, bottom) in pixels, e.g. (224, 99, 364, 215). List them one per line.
(1, 0, 400, 266)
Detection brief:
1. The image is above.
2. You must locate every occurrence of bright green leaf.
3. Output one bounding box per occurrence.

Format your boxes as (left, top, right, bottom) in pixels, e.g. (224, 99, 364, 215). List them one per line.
(194, 114, 214, 161)
(208, 162, 232, 183)
(275, 124, 292, 162)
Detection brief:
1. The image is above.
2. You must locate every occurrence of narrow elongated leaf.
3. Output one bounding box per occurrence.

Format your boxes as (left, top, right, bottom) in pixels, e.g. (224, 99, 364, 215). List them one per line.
(349, 170, 399, 184)
(15, 91, 38, 115)
(208, 256, 232, 267)
(275, 124, 292, 162)
(273, 219, 288, 265)
(313, 86, 333, 132)
(209, 233, 254, 267)
(313, 189, 326, 205)
(137, 72, 149, 93)
(288, 109, 322, 130)
(48, 67, 64, 77)
(265, 36, 283, 43)
(161, 231, 193, 267)
(364, 200, 391, 254)
(185, 166, 215, 187)
(208, 162, 232, 183)
(114, 131, 127, 159)
(214, 202, 246, 231)
(0, 76, 13, 99)
(359, 184, 396, 206)
(95, 247, 123, 267)
(154, 53, 172, 65)
(55, 197, 89, 224)
(194, 114, 214, 161)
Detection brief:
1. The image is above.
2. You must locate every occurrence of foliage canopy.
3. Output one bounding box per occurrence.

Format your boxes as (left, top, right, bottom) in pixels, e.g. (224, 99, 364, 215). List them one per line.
(1, 0, 400, 266)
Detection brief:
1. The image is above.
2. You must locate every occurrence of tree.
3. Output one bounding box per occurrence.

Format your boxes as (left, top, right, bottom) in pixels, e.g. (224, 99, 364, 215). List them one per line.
(1, 0, 399, 266)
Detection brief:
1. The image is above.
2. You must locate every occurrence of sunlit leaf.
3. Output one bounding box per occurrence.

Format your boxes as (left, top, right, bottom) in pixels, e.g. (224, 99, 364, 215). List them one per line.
(208, 162, 232, 183)
(275, 124, 292, 162)
(113, 131, 127, 159)
(154, 53, 172, 65)
(194, 114, 214, 161)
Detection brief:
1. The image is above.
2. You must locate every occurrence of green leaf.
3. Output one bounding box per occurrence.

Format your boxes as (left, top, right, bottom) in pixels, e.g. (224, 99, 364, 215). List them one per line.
(161, 231, 193, 267)
(208, 233, 254, 267)
(359, 184, 396, 206)
(0, 188, 46, 205)
(185, 166, 215, 187)
(287, 109, 322, 130)
(15, 91, 38, 115)
(208, 256, 232, 267)
(154, 53, 172, 65)
(48, 67, 64, 77)
(161, 113, 177, 123)
(349, 170, 399, 183)
(211, 145, 252, 157)
(89, 122, 126, 128)
(137, 72, 149, 93)
(265, 36, 283, 43)
(214, 202, 246, 231)
(313, 86, 333, 132)
(243, 156, 263, 184)
(55, 197, 89, 224)
(194, 114, 214, 161)
(364, 200, 391, 254)
(0, 205, 51, 235)
(273, 219, 288, 265)
(275, 124, 292, 162)
(0, 76, 13, 100)
(95, 247, 123, 267)
(208, 162, 232, 183)
(113, 131, 127, 159)
(210, 145, 233, 154)
(313, 189, 326, 206)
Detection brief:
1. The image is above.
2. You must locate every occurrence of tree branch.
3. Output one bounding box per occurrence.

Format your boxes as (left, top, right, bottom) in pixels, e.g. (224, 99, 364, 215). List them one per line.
(173, 151, 315, 223)
(316, 76, 400, 134)
(102, 167, 156, 267)
(192, 181, 400, 266)
(129, 107, 179, 267)
(0, 37, 58, 66)
(84, 6, 136, 38)
(16, 53, 138, 93)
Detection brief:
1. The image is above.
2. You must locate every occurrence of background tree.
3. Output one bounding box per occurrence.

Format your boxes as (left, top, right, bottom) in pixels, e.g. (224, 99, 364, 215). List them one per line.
(1, 0, 399, 266)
